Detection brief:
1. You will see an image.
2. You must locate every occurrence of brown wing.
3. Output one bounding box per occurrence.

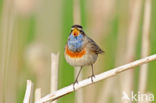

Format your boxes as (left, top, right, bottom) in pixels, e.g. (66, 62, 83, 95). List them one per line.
(87, 36, 104, 54)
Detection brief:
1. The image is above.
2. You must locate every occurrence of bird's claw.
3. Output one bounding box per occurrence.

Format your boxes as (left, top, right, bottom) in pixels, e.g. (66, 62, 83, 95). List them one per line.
(88, 74, 95, 83)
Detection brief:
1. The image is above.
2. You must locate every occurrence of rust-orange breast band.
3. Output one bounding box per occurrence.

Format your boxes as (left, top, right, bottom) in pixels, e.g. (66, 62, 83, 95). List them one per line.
(65, 45, 86, 58)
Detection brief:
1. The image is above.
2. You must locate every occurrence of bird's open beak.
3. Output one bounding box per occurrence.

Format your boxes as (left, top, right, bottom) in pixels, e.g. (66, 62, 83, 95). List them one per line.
(72, 28, 79, 36)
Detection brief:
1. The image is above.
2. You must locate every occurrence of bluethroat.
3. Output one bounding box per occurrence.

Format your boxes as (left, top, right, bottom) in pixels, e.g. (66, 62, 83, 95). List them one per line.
(64, 25, 104, 89)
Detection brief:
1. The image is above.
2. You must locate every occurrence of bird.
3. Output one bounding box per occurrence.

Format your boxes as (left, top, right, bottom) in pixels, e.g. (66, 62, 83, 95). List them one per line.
(64, 24, 104, 89)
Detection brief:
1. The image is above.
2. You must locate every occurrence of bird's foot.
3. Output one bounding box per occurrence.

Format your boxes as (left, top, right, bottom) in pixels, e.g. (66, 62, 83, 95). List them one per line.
(88, 74, 95, 83)
(73, 79, 78, 91)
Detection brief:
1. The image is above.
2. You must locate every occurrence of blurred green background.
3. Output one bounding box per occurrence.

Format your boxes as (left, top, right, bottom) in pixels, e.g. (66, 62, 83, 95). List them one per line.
(0, 0, 156, 103)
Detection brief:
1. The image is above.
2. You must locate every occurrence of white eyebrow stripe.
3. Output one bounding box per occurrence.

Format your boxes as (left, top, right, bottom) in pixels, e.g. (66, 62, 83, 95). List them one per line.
(78, 28, 82, 30)
(71, 27, 82, 31)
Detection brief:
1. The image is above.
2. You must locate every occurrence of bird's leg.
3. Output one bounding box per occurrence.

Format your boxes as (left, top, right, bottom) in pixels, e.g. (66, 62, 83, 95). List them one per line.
(73, 66, 83, 90)
(90, 64, 95, 82)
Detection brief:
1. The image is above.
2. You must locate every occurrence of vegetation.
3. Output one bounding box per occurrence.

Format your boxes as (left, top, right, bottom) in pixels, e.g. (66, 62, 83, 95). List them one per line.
(0, 0, 156, 103)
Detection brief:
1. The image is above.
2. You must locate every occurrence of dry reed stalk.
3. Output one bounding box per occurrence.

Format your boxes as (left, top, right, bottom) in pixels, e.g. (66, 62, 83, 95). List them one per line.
(51, 53, 59, 103)
(73, 0, 84, 103)
(35, 54, 156, 103)
(33, 0, 61, 94)
(120, 0, 142, 102)
(74, 67, 84, 103)
(89, 0, 115, 39)
(25, 44, 50, 96)
(138, 0, 151, 102)
(87, 0, 115, 102)
(35, 0, 61, 51)
(23, 80, 34, 103)
(98, 1, 129, 102)
(73, 0, 81, 25)
(112, 1, 129, 102)
(97, 78, 115, 103)
(35, 88, 41, 103)
(0, 0, 16, 102)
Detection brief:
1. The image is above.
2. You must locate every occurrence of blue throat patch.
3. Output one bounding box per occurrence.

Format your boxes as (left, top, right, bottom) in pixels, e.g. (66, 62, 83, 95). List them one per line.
(68, 34, 84, 52)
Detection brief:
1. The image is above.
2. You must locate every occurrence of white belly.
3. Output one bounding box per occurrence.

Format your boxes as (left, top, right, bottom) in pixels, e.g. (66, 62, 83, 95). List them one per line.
(65, 52, 98, 67)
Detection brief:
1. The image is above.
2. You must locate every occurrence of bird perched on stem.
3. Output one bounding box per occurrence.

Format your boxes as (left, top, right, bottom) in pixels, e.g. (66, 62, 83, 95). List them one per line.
(64, 24, 104, 89)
